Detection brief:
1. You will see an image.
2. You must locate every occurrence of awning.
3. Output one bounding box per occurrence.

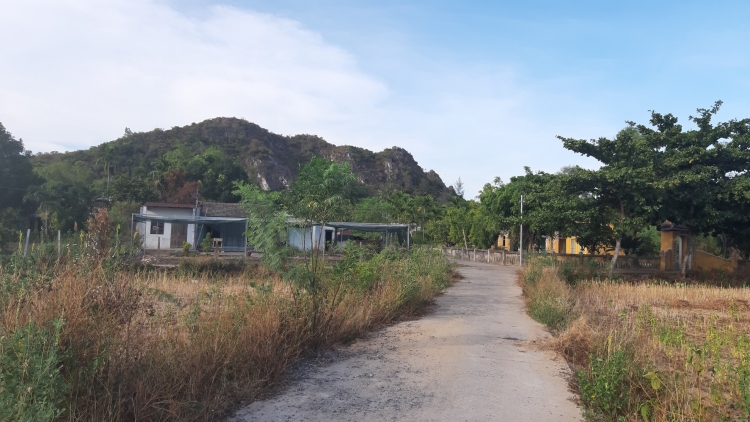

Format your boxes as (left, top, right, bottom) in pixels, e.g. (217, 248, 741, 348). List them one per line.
(132, 214, 247, 225)
(326, 222, 409, 233)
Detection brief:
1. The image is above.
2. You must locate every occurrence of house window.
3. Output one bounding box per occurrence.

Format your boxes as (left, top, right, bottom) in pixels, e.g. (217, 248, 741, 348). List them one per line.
(151, 221, 164, 235)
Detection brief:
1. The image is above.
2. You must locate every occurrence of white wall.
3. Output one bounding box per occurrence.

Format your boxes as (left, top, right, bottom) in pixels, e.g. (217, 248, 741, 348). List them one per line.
(137, 206, 197, 250)
(288, 225, 333, 251)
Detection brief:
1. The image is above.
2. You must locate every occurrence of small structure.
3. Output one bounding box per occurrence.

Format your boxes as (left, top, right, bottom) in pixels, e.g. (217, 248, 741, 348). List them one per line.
(658, 222, 693, 271)
(132, 202, 248, 254)
(287, 221, 410, 251)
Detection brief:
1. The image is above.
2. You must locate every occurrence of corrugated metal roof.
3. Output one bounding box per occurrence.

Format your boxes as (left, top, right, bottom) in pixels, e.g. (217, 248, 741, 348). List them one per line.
(132, 214, 246, 224)
(144, 202, 196, 209)
(202, 202, 246, 218)
(325, 222, 409, 232)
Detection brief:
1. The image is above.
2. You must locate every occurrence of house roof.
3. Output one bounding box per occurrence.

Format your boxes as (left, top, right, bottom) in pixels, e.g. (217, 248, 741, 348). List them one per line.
(132, 214, 246, 225)
(144, 202, 196, 209)
(202, 202, 246, 218)
(327, 222, 409, 233)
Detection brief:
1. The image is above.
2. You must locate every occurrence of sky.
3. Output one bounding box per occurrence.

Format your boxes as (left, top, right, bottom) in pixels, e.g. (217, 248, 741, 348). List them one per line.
(1, 0, 750, 198)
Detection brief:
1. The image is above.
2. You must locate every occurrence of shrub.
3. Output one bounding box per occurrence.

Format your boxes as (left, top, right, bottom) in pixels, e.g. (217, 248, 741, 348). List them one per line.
(0, 242, 452, 421)
(0, 318, 68, 422)
(200, 234, 212, 252)
(558, 258, 600, 285)
(576, 347, 632, 420)
(521, 263, 574, 331)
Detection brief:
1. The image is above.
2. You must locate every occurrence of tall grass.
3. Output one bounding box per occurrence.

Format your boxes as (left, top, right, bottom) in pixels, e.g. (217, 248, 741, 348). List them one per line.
(0, 245, 451, 421)
(519, 256, 750, 421)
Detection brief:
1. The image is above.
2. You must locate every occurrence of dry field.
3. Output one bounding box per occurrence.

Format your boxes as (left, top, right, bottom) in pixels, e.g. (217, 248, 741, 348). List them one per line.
(0, 247, 452, 421)
(521, 258, 750, 421)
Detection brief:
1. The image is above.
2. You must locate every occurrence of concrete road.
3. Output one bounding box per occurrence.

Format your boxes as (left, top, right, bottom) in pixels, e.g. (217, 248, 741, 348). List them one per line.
(231, 261, 581, 422)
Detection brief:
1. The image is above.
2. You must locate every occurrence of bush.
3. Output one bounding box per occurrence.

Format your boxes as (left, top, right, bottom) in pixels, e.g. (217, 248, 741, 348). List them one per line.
(0, 241, 452, 421)
(558, 258, 600, 285)
(0, 318, 68, 422)
(200, 234, 212, 252)
(576, 347, 632, 420)
(521, 258, 574, 332)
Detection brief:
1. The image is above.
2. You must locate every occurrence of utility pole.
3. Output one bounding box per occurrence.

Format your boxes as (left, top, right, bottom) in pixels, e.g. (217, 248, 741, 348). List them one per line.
(519, 195, 524, 266)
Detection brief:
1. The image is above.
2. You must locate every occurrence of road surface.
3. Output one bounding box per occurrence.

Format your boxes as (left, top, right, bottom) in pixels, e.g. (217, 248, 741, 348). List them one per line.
(231, 261, 581, 422)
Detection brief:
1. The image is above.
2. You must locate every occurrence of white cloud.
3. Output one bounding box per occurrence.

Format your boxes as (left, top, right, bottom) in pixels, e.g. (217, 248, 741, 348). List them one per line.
(0, 0, 386, 152)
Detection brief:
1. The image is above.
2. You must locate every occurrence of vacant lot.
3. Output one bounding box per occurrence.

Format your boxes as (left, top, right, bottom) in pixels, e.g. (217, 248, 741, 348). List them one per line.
(0, 246, 451, 421)
(521, 257, 750, 421)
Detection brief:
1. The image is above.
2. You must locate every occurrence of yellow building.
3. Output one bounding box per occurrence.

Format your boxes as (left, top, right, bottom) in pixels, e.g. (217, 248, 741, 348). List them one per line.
(545, 235, 623, 256)
(496, 232, 620, 255)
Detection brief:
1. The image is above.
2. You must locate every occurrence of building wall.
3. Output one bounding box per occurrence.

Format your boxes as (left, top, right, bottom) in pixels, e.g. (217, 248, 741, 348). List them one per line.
(138, 206, 197, 250)
(694, 250, 736, 273)
(288, 225, 333, 251)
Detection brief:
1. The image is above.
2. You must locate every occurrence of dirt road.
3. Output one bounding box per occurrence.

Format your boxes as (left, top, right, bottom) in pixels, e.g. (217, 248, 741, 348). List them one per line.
(231, 261, 581, 421)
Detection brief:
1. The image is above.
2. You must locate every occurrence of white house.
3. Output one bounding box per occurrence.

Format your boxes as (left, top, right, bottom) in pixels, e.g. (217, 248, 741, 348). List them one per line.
(134, 202, 248, 252)
(137, 202, 198, 250)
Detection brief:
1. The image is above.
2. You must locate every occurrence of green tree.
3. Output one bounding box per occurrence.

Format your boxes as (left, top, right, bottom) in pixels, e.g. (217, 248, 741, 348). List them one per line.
(23, 185, 59, 241)
(637, 102, 750, 258)
(234, 182, 289, 272)
(284, 157, 356, 333)
(110, 175, 158, 203)
(559, 127, 660, 275)
(0, 122, 39, 215)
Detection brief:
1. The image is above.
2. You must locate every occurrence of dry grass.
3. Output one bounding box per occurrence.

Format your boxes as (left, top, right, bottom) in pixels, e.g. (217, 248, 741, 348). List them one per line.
(520, 257, 750, 421)
(0, 247, 451, 421)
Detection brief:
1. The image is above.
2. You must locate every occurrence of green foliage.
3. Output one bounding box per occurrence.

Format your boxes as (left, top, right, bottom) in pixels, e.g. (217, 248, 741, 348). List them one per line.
(522, 255, 573, 330)
(110, 175, 158, 203)
(0, 208, 20, 254)
(558, 258, 600, 285)
(29, 119, 455, 220)
(286, 157, 356, 231)
(560, 102, 750, 258)
(0, 122, 39, 214)
(337, 247, 451, 308)
(559, 126, 659, 261)
(162, 145, 248, 202)
(182, 241, 191, 256)
(477, 170, 606, 252)
(528, 298, 570, 331)
(233, 182, 289, 273)
(577, 348, 632, 421)
(200, 233, 213, 253)
(0, 318, 69, 422)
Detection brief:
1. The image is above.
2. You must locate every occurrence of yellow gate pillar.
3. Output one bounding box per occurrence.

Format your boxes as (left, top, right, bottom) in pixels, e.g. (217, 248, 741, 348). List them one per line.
(660, 230, 676, 271)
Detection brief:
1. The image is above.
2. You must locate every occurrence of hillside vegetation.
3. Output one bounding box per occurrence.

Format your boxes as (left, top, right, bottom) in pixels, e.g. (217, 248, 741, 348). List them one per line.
(30, 117, 453, 203)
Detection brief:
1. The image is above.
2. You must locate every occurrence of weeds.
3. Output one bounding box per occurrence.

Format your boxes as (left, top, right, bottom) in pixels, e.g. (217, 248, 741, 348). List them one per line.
(0, 318, 68, 422)
(0, 244, 450, 421)
(520, 255, 750, 421)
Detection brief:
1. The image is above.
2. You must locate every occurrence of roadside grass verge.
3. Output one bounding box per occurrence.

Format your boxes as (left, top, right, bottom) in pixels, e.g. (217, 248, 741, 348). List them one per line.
(519, 255, 750, 421)
(0, 246, 451, 421)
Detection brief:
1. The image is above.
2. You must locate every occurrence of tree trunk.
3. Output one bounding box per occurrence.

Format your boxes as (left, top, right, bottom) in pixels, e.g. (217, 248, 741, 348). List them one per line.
(608, 235, 622, 278)
(462, 229, 469, 253)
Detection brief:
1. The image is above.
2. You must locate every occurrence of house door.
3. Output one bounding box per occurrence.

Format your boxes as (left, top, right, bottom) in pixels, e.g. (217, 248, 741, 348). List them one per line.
(170, 223, 187, 248)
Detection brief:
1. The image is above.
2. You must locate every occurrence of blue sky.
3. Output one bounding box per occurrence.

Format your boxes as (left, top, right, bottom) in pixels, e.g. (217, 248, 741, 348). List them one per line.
(2, 0, 749, 197)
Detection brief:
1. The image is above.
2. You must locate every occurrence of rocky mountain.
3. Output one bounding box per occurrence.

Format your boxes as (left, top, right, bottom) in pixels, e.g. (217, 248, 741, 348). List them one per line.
(31, 117, 454, 202)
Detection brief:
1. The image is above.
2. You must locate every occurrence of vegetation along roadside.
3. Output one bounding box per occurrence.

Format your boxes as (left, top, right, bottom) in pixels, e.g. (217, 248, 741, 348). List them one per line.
(0, 211, 453, 421)
(520, 255, 750, 421)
